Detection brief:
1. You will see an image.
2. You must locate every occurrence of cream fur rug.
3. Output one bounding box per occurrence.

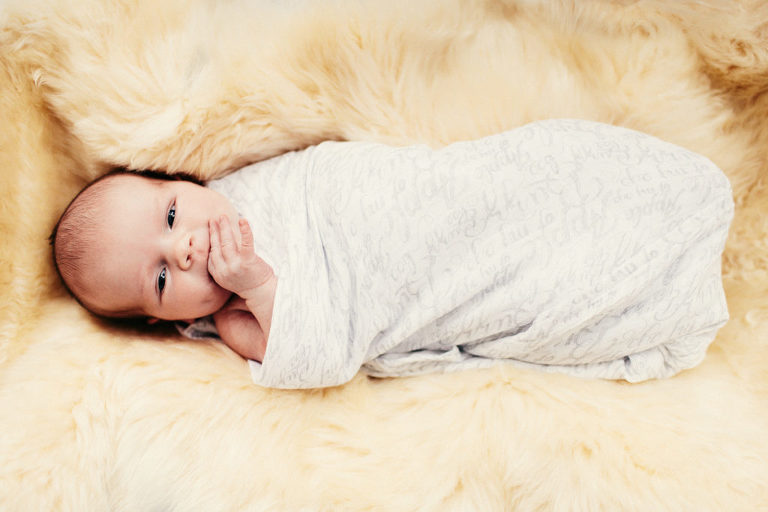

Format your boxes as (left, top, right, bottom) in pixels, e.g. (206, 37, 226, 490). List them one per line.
(1, 0, 767, 510)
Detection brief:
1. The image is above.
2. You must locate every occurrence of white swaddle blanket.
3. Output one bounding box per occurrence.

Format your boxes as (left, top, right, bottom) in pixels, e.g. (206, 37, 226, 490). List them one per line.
(189, 119, 733, 389)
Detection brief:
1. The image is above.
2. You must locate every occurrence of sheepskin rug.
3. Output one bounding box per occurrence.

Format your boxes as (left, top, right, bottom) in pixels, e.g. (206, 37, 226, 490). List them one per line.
(1, 0, 767, 509)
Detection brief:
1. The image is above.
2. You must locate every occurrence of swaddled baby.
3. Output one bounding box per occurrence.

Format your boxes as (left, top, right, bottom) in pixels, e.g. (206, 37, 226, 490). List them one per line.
(51, 119, 734, 389)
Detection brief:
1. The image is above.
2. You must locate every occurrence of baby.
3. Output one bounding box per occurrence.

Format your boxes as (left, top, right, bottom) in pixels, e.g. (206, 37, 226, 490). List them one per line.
(51, 169, 277, 362)
(51, 119, 734, 389)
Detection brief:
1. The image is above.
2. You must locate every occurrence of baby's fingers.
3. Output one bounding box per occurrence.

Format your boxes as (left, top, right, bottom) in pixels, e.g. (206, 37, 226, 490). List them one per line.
(239, 218, 254, 251)
(209, 218, 221, 249)
(217, 216, 238, 261)
(208, 220, 222, 272)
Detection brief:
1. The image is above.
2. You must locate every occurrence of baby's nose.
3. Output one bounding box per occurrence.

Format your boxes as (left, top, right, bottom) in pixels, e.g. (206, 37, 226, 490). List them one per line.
(175, 233, 193, 270)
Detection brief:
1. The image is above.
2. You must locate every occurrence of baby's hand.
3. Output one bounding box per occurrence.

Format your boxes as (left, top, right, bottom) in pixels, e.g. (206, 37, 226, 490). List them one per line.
(208, 216, 274, 299)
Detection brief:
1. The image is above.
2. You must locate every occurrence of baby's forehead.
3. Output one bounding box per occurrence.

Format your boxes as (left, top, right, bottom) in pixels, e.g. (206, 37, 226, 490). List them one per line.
(76, 176, 163, 302)
(75, 174, 161, 236)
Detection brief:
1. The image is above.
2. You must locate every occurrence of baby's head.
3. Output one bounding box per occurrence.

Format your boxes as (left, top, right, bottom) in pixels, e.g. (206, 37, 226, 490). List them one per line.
(51, 170, 238, 322)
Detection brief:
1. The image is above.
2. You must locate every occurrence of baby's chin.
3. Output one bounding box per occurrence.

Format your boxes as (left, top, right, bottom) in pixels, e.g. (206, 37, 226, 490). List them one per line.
(178, 274, 235, 320)
(206, 283, 234, 314)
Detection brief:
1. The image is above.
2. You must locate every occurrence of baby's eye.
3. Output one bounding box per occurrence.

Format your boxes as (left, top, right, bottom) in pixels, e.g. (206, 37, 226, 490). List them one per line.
(167, 202, 176, 229)
(158, 268, 167, 294)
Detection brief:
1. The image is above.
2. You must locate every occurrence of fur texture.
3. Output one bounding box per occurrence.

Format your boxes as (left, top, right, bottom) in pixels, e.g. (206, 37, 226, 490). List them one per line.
(1, 0, 766, 510)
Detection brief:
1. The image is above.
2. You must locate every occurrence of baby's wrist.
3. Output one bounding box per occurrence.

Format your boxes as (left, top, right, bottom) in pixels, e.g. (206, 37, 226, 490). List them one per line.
(240, 273, 277, 304)
(242, 274, 277, 339)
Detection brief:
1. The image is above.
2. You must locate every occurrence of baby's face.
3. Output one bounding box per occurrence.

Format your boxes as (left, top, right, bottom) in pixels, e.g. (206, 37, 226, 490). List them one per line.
(81, 174, 239, 321)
